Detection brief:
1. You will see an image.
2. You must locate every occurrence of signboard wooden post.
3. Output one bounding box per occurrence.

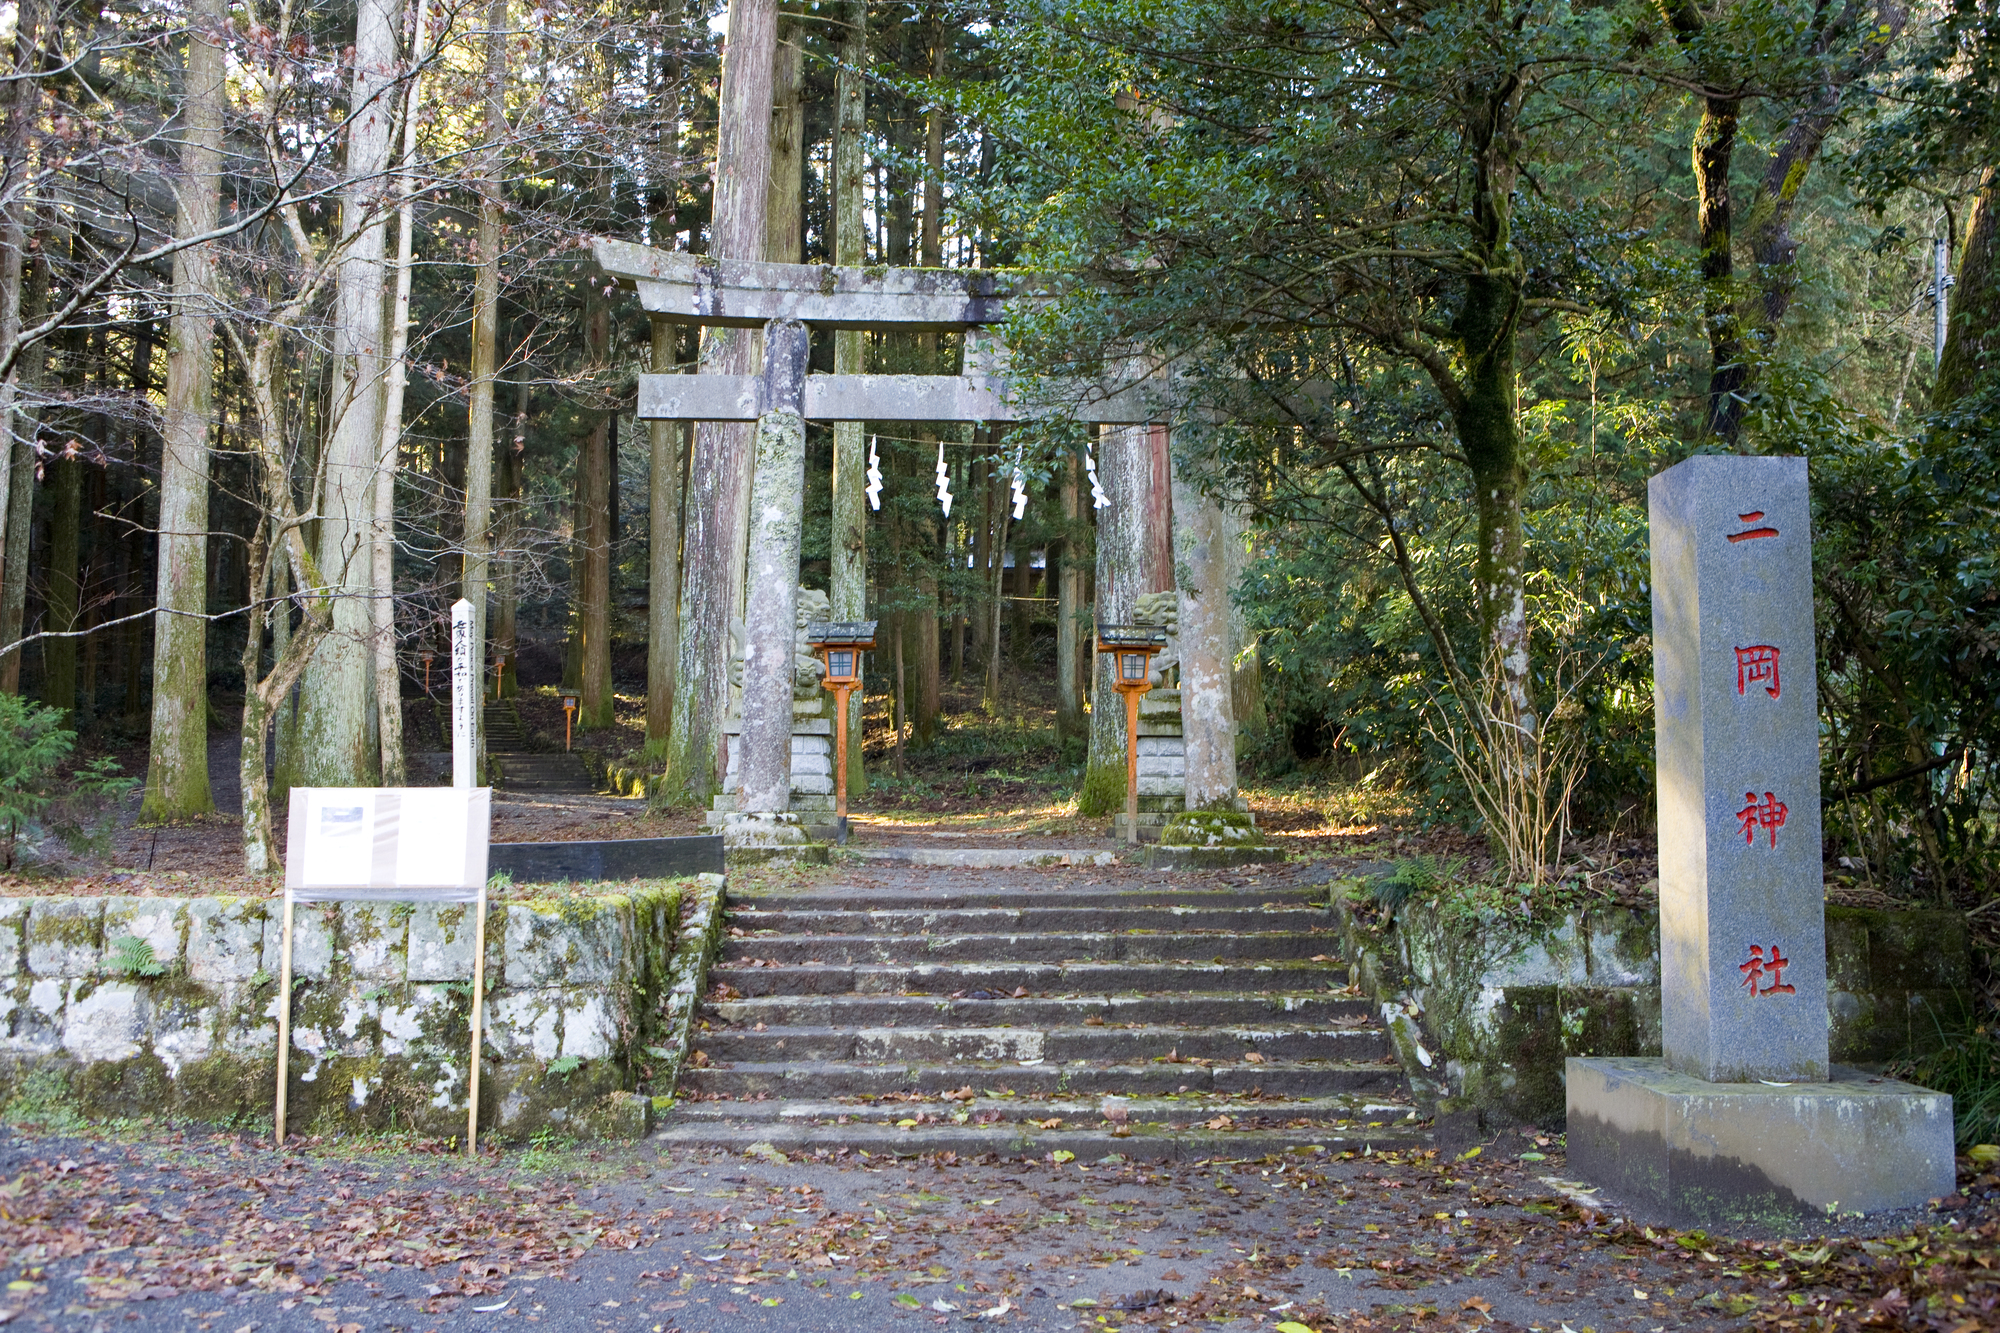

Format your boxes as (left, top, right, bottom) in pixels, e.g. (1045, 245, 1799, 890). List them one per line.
(277, 787, 493, 1153)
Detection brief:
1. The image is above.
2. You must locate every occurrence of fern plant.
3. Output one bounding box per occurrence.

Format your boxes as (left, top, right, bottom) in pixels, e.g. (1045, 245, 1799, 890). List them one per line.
(103, 935, 166, 978)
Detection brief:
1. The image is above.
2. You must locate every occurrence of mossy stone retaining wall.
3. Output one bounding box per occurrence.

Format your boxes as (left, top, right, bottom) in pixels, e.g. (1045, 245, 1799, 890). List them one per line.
(0, 874, 723, 1142)
(1332, 881, 1971, 1130)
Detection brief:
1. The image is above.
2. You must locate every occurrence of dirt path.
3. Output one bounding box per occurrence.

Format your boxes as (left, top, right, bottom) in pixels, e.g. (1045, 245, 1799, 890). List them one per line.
(0, 1125, 1985, 1333)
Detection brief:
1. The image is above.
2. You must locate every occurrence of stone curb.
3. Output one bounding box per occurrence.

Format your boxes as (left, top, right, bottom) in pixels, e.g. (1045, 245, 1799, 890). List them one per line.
(846, 848, 1121, 869)
(652, 1120, 1428, 1162)
(648, 871, 730, 1118)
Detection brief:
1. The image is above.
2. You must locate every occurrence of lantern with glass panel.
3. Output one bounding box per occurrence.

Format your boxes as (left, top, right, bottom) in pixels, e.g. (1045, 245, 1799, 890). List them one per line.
(1094, 623, 1167, 842)
(806, 620, 878, 828)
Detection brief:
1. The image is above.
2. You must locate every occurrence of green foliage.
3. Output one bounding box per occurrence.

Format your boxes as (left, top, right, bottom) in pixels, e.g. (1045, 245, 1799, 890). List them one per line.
(1374, 856, 1472, 916)
(1895, 1022, 2000, 1150)
(0, 694, 76, 867)
(2, 1067, 88, 1133)
(1806, 392, 2000, 906)
(46, 757, 141, 860)
(518, 1124, 576, 1171)
(103, 936, 167, 978)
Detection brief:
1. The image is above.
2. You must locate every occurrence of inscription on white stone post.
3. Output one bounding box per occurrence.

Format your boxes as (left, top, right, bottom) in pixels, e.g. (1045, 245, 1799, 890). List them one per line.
(452, 597, 477, 790)
(1651, 455, 1828, 1083)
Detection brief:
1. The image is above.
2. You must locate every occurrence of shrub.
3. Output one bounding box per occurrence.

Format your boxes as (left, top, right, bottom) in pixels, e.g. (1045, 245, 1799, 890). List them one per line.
(0, 694, 76, 870)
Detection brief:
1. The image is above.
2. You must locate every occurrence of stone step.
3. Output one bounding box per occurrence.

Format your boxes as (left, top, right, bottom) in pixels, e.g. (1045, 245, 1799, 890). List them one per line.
(727, 906, 1333, 934)
(679, 1058, 1404, 1100)
(704, 991, 1374, 1028)
(696, 1023, 1389, 1065)
(714, 930, 1335, 966)
(729, 886, 1321, 912)
(651, 1116, 1426, 1161)
(668, 1092, 1417, 1128)
(706, 959, 1347, 996)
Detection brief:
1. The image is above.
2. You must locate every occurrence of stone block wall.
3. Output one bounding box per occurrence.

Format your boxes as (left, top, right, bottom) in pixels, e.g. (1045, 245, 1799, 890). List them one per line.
(711, 722, 836, 821)
(0, 877, 718, 1142)
(1330, 879, 1972, 1129)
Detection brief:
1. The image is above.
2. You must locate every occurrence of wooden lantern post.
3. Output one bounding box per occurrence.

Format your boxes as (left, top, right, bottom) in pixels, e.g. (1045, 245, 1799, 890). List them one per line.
(559, 690, 580, 751)
(1095, 624, 1166, 844)
(808, 620, 878, 832)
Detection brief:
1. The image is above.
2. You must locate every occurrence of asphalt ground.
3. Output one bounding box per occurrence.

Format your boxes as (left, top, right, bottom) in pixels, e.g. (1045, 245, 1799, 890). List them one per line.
(4, 1126, 1991, 1333)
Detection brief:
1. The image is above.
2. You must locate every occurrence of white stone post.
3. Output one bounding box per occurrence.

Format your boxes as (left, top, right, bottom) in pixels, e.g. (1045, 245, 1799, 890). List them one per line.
(451, 597, 477, 790)
(734, 320, 810, 823)
(1651, 455, 1827, 1083)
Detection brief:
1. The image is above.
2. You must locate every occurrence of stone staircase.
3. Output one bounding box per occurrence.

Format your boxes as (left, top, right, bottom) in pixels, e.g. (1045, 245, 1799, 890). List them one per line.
(484, 702, 599, 795)
(654, 868, 1426, 1159)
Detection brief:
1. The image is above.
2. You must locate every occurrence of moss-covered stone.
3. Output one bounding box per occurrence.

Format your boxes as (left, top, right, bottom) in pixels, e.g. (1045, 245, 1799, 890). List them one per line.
(1331, 865, 1972, 1130)
(0, 878, 698, 1144)
(1076, 762, 1129, 817)
(1158, 808, 1263, 847)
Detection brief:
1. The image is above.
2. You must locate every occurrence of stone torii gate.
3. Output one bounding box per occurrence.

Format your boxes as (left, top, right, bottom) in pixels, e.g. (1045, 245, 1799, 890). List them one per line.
(592, 240, 1243, 850)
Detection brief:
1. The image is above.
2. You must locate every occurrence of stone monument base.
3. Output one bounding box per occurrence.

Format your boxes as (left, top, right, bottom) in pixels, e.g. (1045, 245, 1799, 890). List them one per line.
(1144, 844, 1287, 870)
(722, 812, 830, 866)
(1566, 1056, 1955, 1226)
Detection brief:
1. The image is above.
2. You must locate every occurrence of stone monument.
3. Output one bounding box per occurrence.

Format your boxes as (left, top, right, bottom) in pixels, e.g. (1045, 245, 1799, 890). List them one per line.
(1567, 454, 1955, 1223)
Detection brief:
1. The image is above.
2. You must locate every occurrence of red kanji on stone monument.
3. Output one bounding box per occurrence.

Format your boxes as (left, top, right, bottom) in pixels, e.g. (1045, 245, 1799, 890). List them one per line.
(1738, 944, 1797, 996)
(1735, 644, 1780, 699)
(1727, 510, 1781, 542)
(1736, 791, 1788, 847)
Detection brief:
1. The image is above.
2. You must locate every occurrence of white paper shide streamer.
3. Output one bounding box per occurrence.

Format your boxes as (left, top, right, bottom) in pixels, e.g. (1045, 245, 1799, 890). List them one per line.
(1010, 446, 1028, 520)
(865, 434, 883, 511)
(935, 439, 953, 517)
(1084, 443, 1109, 510)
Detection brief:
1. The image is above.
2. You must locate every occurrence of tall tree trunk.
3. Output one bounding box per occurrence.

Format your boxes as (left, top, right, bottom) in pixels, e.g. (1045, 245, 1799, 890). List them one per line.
(44, 450, 78, 714)
(1936, 171, 1998, 413)
(829, 0, 867, 793)
(578, 288, 613, 731)
(983, 477, 1008, 711)
(664, 0, 778, 804)
(1745, 4, 1902, 341)
(907, 11, 948, 744)
(141, 0, 224, 816)
(459, 0, 502, 751)
(1450, 74, 1531, 725)
(1656, 0, 1746, 444)
(1055, 444, 1086, 739)
(374, 0, 433, 789)
(645, 318, 685, 760)
(1008, 535, 1033, 665)
(1691, 95, 1745, 444)
(494, 368, 527, 697)
(0, 0, 43, 603)
(1, 219, 49, 694)
(1080, 423, 1155, 814)
(121, 316, 157, 725)
(969, 449, 990, 662)
(296, 0, 399, 786)
(765, 10, 803, 265)
(0, 428, 27, 692)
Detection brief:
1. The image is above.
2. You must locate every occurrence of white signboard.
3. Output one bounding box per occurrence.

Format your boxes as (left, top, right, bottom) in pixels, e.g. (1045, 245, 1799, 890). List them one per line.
(284, 787, 491, 902)
(452, 597, 477, 790)
(277, 785, 495, 1154)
